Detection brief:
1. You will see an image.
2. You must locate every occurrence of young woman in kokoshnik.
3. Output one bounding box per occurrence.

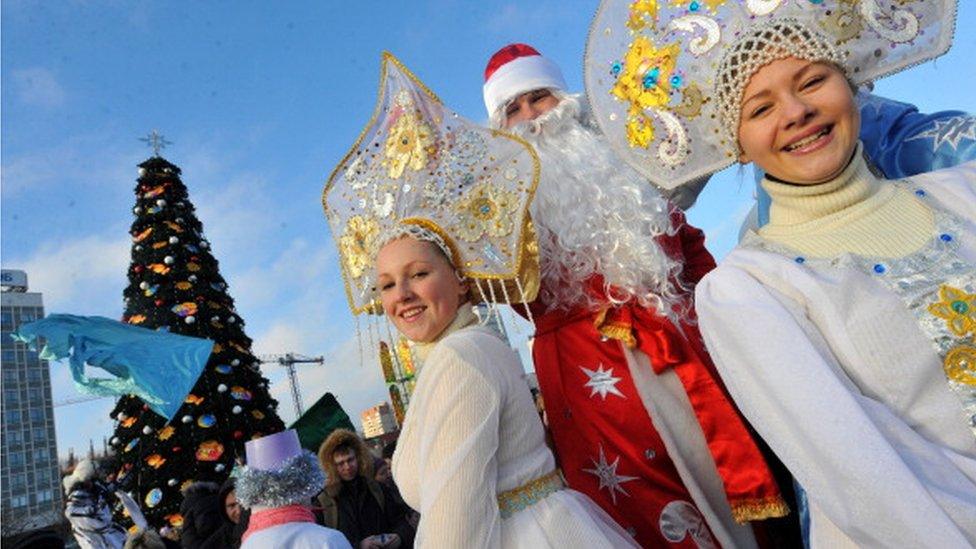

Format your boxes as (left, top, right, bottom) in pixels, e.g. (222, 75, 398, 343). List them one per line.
(324, 54, 637, 548)
(584, 2, 974, 547)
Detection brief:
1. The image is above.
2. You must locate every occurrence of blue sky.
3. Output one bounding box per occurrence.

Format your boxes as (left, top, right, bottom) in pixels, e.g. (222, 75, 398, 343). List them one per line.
(3, 1, 975, 459)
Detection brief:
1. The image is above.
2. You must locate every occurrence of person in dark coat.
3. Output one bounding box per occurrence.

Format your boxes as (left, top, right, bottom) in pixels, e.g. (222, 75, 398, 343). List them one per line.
(179, 481, 239, 549)
(317, 430, 415, 549)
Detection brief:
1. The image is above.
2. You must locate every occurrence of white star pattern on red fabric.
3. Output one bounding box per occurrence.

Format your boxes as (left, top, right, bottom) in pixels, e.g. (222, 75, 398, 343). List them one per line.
(583, 444, 638, 505)
(580, 363, 625, 400)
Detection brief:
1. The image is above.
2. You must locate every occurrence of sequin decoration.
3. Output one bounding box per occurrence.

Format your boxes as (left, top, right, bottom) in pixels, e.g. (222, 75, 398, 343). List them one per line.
(944, 345, 976, 387)
(454, 181, 519, 242)
(340, 215, 380, 279)
(384, 92, 434, 179)
(145, 488, 163, 508)
(928, 284, 976, 338)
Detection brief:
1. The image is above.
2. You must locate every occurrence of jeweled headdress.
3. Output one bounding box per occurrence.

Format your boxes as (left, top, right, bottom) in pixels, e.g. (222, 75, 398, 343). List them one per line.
(323, 52, 540, 315)
(584, 0, 958, 189)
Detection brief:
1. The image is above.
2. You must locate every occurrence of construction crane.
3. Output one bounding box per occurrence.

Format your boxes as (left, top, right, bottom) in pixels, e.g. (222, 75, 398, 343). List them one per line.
(54, 394, 111, 407)
(257, 353, 324, 417)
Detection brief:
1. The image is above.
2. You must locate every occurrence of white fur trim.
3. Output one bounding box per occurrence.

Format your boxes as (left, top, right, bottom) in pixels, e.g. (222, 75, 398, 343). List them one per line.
(483, 55, 567, 117)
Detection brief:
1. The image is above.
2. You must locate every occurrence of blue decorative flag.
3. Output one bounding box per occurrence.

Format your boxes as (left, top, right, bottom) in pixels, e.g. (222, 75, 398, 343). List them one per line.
(12, 314, 213, 421)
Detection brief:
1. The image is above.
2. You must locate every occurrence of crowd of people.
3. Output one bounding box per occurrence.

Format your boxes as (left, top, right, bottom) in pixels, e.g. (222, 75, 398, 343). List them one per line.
(56, 1, 975, 547)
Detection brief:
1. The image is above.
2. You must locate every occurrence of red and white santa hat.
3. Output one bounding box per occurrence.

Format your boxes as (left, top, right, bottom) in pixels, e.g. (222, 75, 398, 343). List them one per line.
(483, 43, 567, 117)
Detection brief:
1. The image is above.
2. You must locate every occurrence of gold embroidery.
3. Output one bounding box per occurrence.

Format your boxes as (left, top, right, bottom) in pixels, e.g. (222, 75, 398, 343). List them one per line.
(454, 181, 519, 242)
(944, 344, 976, 387)
(384, 95, 434, 179)
(928, 284, 976, 338)
(340, 215, 380, 279)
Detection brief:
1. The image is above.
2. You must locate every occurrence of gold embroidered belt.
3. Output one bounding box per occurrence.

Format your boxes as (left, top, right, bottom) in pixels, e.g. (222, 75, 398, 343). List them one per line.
(496, 470, 564, 519)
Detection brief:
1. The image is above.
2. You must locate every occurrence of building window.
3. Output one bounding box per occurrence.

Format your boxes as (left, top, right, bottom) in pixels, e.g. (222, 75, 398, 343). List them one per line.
(1, 348, 15, 362)
(2, 369, 17, 383)
(27, 369, 42, 383)
(1, 310, 13, 329)
(32, 429, 45, 443)
(33, 447, 49, 461)
(5, 409, 22, 423)
(8, 451, 25, 467)
(29, 408, 46, 423)
(4, 389, 20, 406)
(18, 310, 37, 323)
(10, 473, 27, 490)
(35, 468, 50, 484)
(6, 429, 23, 444)
(10, 494, 29, 508)
(27, 388, 42, 402)
(36, 489, 53, 503)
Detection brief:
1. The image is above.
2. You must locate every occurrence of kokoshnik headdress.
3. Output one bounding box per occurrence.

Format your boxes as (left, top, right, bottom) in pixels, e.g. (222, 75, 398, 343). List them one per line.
(584, 0, 958, 189)
(323, 53, 541, 321)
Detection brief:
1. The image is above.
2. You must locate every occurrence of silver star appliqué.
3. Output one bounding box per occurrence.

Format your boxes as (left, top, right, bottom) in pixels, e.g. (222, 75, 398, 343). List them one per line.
(581, 363, 625, 400)
(906, 116, 976, 152)
(583, 444, 638, 505)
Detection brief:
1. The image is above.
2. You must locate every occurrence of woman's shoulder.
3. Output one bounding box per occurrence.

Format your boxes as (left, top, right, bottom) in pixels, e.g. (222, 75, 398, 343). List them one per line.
(901, 161, 976, 217)
(426, 325, 518, 381)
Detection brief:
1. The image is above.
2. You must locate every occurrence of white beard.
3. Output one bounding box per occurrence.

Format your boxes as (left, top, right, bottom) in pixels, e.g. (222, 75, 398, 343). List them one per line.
(507, 94, 683, 313)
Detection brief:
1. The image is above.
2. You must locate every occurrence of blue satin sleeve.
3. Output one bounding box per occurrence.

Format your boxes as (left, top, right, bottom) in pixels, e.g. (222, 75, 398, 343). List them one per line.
(756, 92, 976, 226)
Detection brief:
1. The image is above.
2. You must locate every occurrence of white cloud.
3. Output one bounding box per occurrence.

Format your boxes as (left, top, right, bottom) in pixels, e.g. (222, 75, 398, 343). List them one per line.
(13, 233, 130, 316)
(11, 67, 66, 108)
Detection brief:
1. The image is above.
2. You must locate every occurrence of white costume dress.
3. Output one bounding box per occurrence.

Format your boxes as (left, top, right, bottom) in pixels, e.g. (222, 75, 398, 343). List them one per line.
(392, 307, 637, 548)
(696, 152, 976, 548)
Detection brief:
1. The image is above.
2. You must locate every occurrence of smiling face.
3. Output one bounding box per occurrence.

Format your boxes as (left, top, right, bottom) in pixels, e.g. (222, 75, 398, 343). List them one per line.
(737, 57, 860, 185)
(376, 236, 468, 343)
(503, 88, 561, 128)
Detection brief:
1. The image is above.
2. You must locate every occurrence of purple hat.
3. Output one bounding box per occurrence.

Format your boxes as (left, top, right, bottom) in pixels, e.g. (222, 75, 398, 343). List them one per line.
(245, 429, 302, 472)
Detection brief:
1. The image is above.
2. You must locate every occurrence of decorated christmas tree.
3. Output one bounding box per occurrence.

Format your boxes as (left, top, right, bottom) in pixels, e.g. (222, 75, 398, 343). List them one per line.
(108, 144, 284, 529)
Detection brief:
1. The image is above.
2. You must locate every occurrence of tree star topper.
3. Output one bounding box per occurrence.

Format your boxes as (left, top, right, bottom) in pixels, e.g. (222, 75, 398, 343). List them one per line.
(140, 130, 173, 157)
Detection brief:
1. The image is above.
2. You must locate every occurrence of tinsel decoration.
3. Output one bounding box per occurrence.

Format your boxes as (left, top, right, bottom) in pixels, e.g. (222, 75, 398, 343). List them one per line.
(232, 451, 325, 509)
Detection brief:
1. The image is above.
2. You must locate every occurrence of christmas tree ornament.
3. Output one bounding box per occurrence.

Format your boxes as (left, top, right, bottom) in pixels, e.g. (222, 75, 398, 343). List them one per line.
(145, 488, 163, 508)
(169, 236, 179, 244)
(195, 440, 224, 461)
(184, 316, 196, 325)
(134, 245, 143, 252)
(133, 206, 142, 214)
(196, 414, 216, 428)
(214, 463, 225, 472)
(164, 256, 174, 265)
(167, 479, 178, 487)
(156, 199, 167, 207)
(232, 405, 242, 414)
(142, 426, 153, 435)
(231, 359, 240, 366)
(217, 384, 228, 393)
(182, 415, 193, 424)
(188, 275, 198, 282)
(111, 437, 120, 445)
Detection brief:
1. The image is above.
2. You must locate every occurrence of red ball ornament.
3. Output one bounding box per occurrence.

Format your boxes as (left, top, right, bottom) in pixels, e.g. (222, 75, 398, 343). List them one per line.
(142, 404, 149, 411)
(195, 296, 205, 302)
(233, 431, 243, 440)
(134, 265, 144, 273)
(155, 299, 164, 306)
(172, 446, 181, 453)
